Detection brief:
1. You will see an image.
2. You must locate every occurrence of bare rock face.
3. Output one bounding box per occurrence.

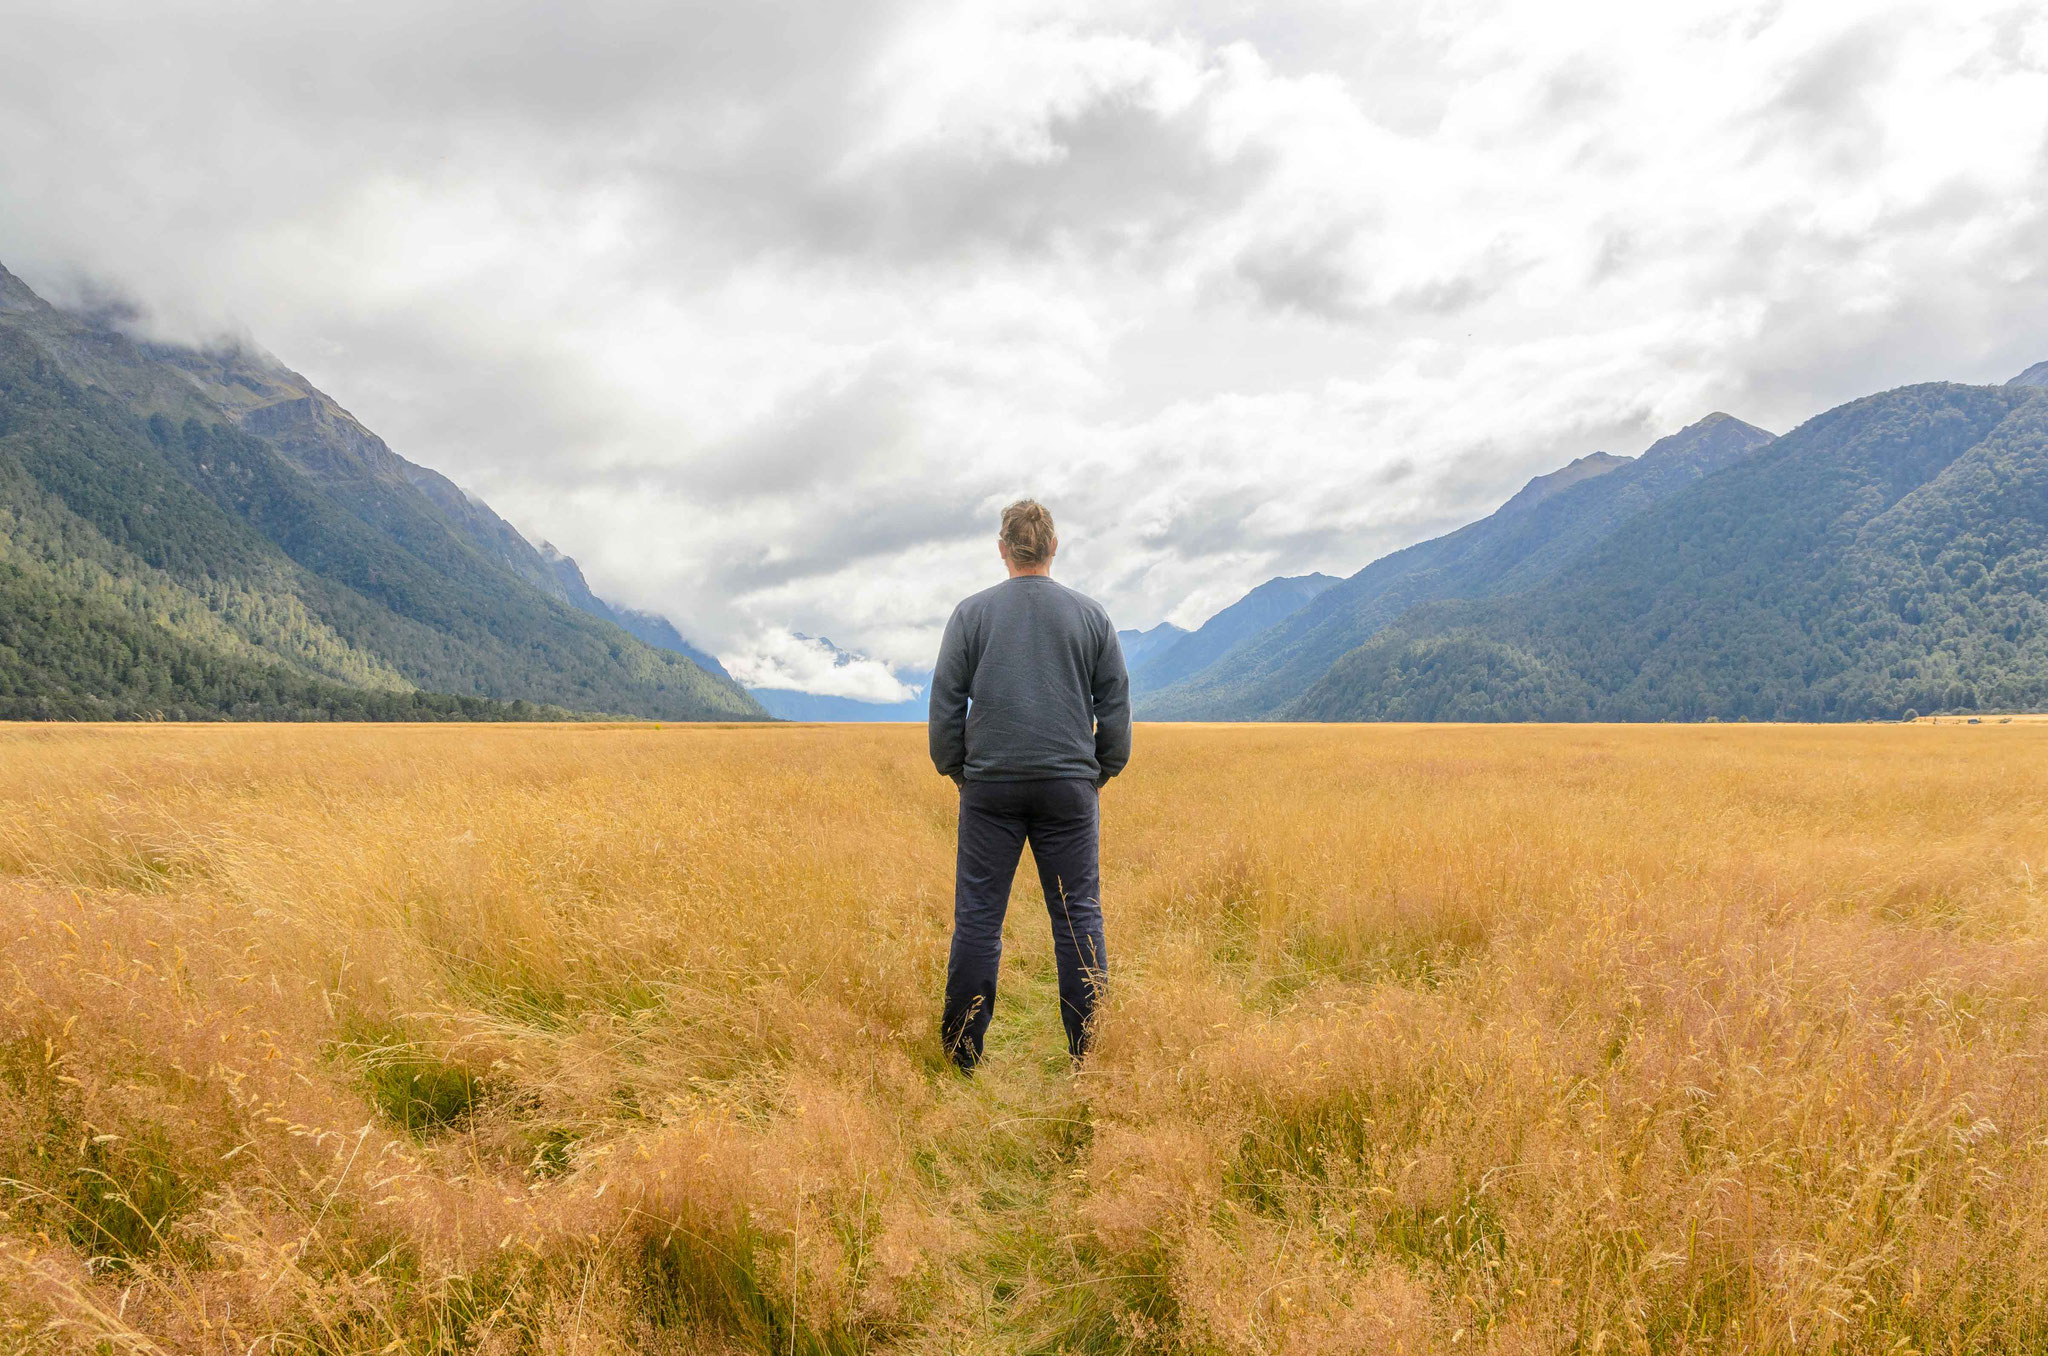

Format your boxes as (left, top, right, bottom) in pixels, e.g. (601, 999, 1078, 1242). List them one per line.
(2009, 361, 2048, 389)
(0, 260, 41, 313)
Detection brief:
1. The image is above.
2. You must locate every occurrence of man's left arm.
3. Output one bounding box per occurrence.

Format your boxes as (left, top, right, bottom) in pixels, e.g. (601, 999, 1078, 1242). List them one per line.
(1090, 622, 1131, 786)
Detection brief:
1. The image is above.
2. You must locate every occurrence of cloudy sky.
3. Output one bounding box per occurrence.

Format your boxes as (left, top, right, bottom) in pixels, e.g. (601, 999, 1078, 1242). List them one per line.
(4, 0, 2046, 698)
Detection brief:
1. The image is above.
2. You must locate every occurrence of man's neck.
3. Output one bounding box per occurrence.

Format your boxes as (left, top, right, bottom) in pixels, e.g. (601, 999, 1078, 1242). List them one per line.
(1005, 565, 1052, 580)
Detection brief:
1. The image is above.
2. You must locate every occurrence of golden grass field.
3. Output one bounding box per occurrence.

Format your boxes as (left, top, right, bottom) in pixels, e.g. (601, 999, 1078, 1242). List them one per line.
(3, 721, 2047, 1355)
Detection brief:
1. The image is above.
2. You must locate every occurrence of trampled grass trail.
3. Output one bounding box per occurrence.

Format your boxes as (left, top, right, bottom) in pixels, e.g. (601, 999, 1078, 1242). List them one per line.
(929, 964, 1119, 1352)
(4, 720, 2048, 1353)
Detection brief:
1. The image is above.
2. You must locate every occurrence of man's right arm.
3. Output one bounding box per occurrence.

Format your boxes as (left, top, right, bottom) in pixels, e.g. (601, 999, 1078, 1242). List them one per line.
(1090, 621, 1132, 786)
(928, 605, 972, 782)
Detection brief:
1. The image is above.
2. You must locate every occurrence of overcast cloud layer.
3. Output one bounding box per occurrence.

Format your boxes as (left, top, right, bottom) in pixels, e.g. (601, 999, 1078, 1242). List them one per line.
(4, 0, 2046, 696)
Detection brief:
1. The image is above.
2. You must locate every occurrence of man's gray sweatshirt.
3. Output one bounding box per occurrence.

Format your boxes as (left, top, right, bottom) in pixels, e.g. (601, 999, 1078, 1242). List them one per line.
(928, 575, 1131, 785)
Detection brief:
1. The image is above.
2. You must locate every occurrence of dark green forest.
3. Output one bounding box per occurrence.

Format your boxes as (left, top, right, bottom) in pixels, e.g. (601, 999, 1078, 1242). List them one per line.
(0, 560, 579, 721)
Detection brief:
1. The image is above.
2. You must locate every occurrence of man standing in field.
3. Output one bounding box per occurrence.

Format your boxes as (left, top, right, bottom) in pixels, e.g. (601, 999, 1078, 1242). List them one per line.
(929, 499, 1132, 1072)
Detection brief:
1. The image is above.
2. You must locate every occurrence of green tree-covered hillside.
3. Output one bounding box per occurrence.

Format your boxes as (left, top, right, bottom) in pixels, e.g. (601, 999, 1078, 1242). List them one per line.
(1130, 572, 1339, 694)
(1141, 412, 1775, 718)
(0, 263, 764, 721)
(1292, 382, 2048, 721)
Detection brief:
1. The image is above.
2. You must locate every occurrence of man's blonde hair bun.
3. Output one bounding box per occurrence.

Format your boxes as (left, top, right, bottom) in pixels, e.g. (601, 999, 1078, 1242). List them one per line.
(999, 499, 1056, 566)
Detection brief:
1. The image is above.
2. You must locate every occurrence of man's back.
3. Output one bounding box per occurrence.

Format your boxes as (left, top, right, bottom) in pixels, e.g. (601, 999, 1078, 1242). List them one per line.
(929, 575, 1131, 784)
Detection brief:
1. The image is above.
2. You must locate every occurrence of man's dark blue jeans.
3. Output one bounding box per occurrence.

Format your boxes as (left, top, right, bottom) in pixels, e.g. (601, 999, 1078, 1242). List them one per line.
(941, 777, 1105, 1070)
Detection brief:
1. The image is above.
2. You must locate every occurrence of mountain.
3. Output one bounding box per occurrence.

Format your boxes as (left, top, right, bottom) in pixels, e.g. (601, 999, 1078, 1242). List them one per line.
(2011, 361, 2048, 389)
(1131, 573, 1339, 693)
(1495, 450, 1632, 513)
(534, 540, 733, 681)
(609, 606, 733, 682)
(1116, 621, 1189, 671)
(1141, 413, 1776, 719)
(0, 261, 765, 721)
(1291, 380, 2048, 722)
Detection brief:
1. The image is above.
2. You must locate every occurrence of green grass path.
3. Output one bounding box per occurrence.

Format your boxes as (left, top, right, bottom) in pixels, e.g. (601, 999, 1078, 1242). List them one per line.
(906, 918, 1160, 1354)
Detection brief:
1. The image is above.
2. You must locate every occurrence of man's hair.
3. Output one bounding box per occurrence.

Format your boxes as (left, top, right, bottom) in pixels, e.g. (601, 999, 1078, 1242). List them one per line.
(999, 499, 1056, 566)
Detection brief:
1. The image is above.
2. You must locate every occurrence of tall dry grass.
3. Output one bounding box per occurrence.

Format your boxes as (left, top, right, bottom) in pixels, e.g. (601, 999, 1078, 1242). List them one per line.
(0, 720, 2044, 1353)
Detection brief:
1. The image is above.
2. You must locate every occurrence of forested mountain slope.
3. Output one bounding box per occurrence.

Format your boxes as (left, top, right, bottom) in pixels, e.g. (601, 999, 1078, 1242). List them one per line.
(535, 540, 733, 680)
(1292, 381, 2048, 721)
(1116, 621, 1189, 672)
(1130, 572, 1338, 694)
(1141, 412, 1774, 719)
(0, 262, 763, 721)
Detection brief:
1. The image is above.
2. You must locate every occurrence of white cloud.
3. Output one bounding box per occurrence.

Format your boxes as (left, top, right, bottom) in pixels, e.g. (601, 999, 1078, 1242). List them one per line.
(2, 0, 2045, 690)
(723, 632, 920, 703)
